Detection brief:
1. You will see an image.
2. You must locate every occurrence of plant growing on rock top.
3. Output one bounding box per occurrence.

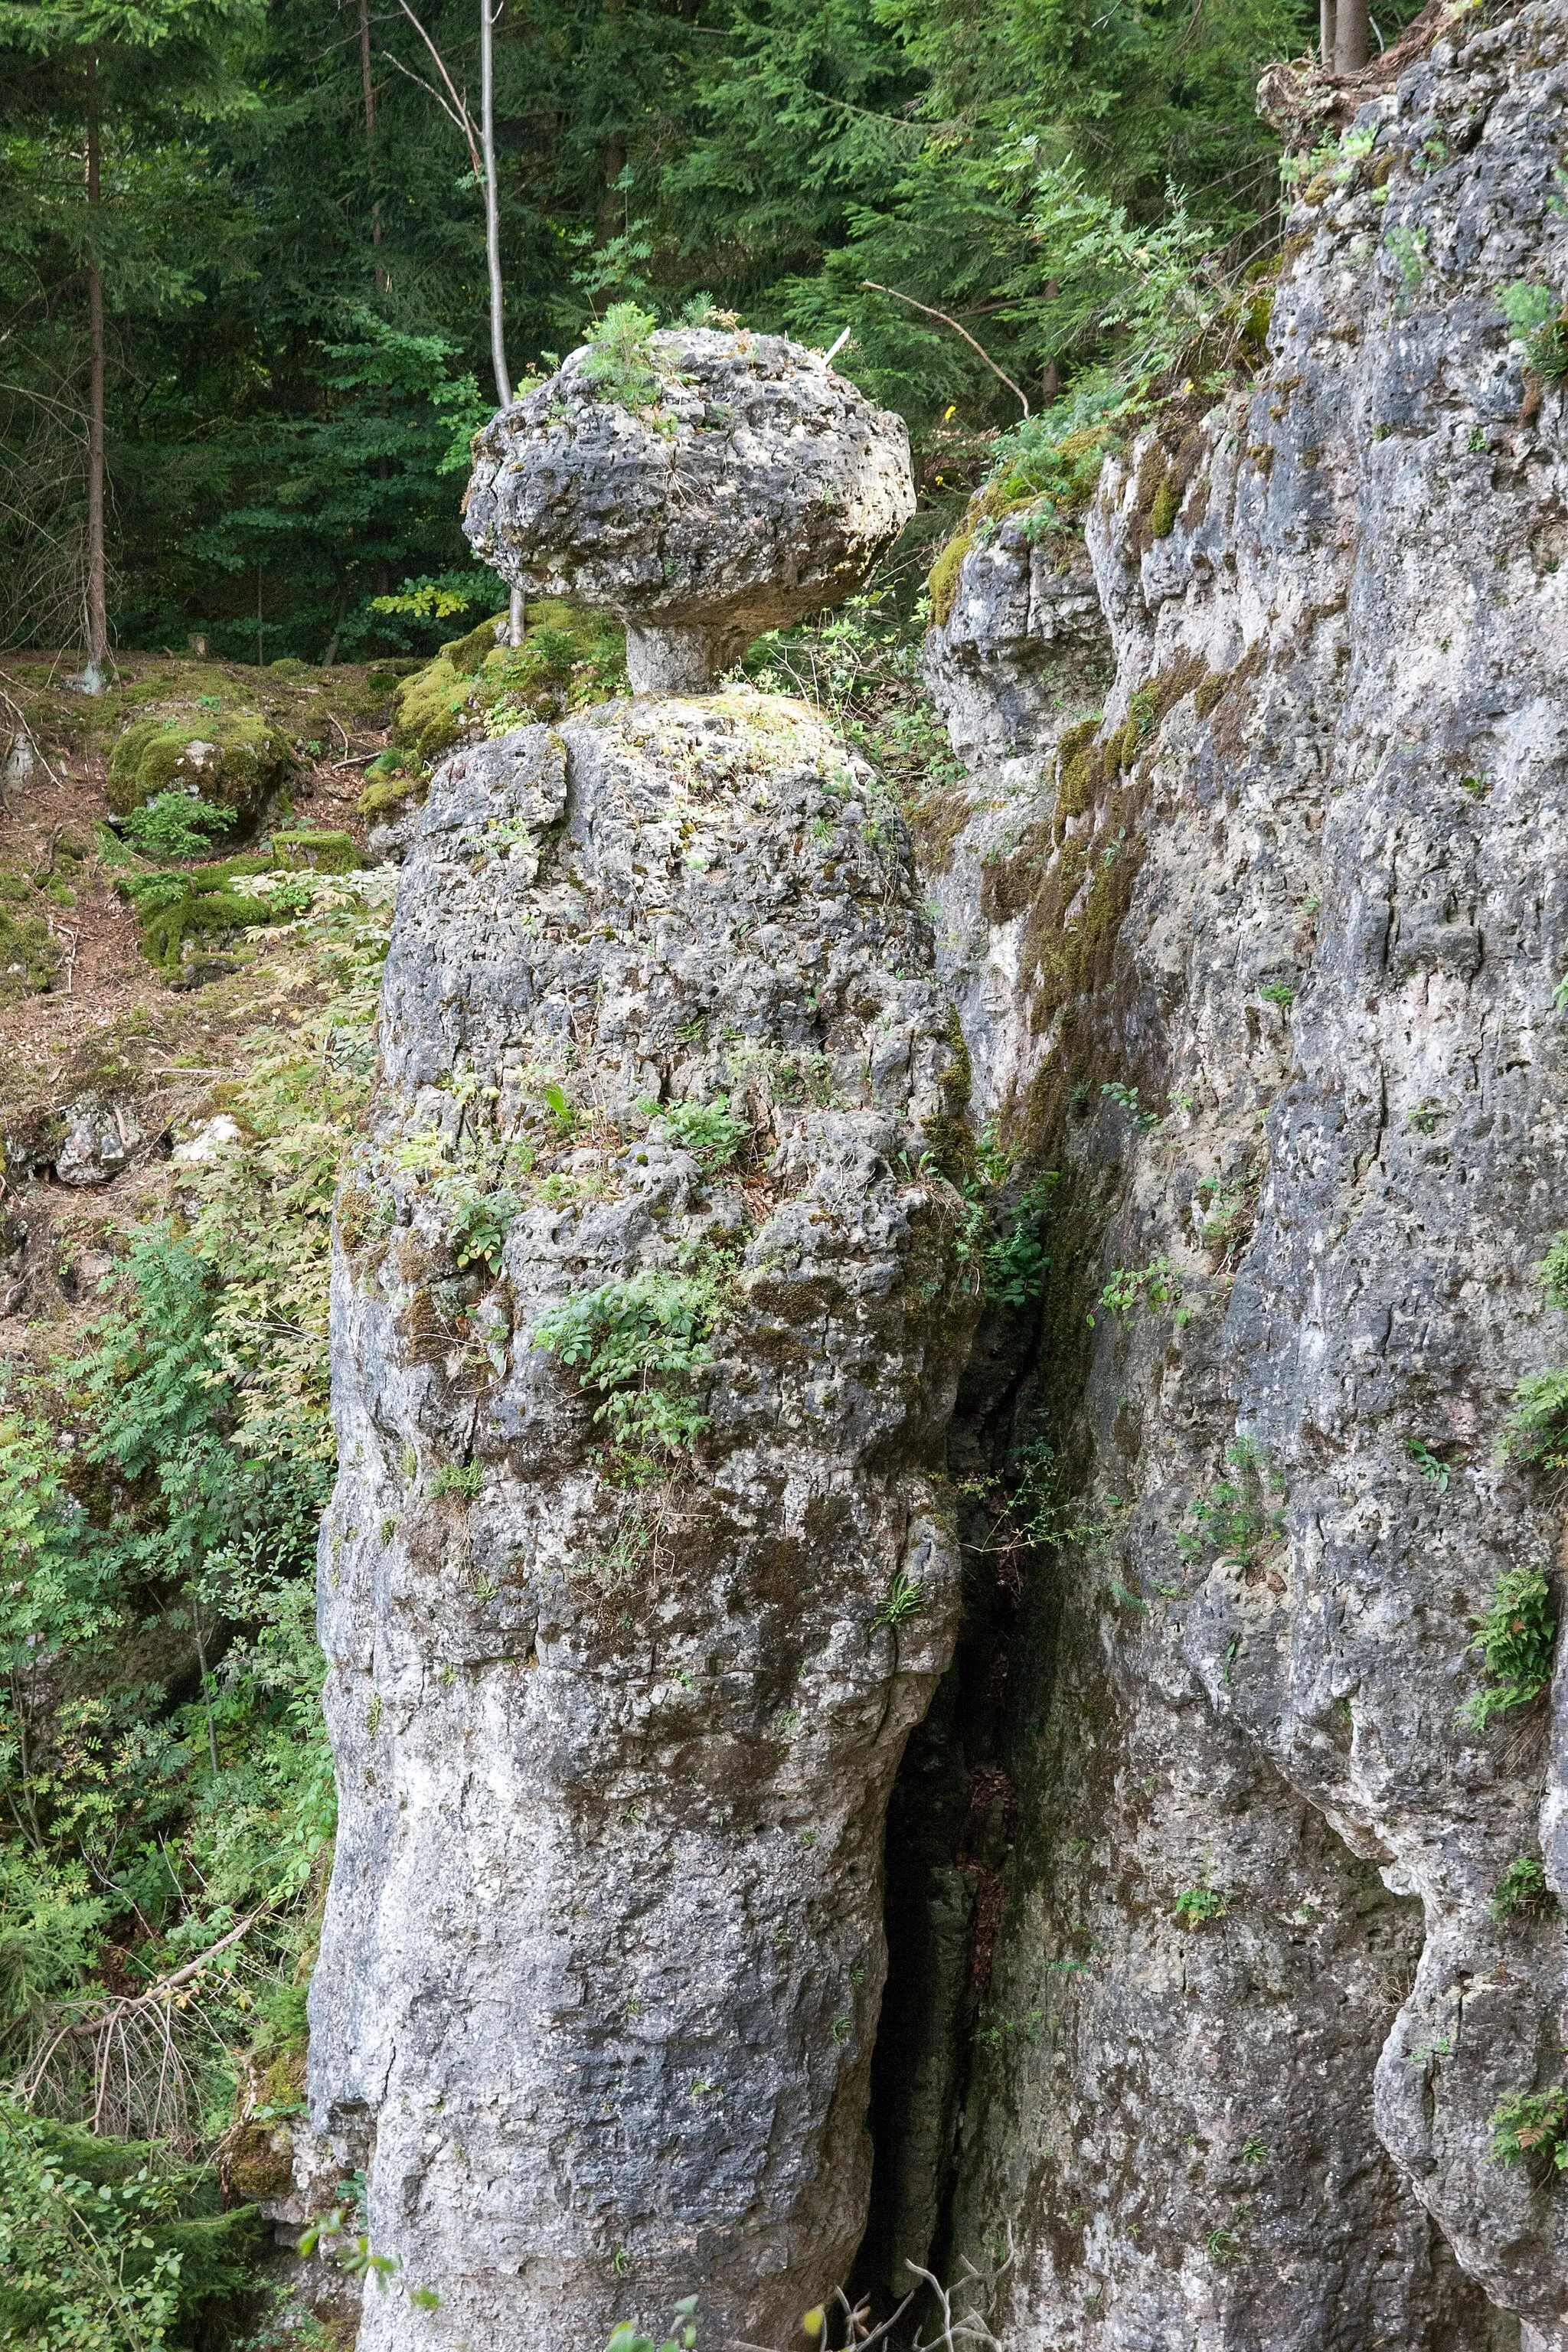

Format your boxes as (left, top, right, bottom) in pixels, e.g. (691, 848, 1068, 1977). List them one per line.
(581, 303, 667, 413)
(1459, 1564, 1557, 1729)
(1174, 1886, 1227, 1928)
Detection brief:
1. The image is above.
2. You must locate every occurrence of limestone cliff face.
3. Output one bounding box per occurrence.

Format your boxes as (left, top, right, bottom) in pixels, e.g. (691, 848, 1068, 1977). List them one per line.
(307, 692, 978, 2348)
(918, 10, 1568, 2346)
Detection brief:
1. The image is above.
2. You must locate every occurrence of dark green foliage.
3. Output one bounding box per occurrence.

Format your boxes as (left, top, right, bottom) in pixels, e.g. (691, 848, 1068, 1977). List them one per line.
(0, 2101, 262, 2349)
(4, 0, 1348, 662)
(122, 795, 237, 861)
(1491, 1857, 1557, 1921)
(984, 1181, 1054, 1308)
(1459, 1565, 1557, 1730)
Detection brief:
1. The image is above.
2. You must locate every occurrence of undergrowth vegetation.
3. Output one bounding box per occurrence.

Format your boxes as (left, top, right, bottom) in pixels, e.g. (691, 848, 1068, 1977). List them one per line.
(0, 867, 393, 2343)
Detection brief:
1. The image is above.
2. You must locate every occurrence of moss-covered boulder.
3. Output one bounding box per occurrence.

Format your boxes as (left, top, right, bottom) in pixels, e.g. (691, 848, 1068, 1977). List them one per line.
(107, 701, 296, 824)
(389, 598, 627, 772)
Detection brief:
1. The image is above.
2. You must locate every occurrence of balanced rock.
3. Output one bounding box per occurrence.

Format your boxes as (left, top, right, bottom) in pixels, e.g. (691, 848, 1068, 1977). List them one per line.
(463, 326, 914, 692)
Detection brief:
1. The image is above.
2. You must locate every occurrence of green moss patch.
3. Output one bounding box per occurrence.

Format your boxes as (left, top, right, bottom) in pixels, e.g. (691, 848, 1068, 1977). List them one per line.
(271, 828, 361, 874)
(392, 599, 628, 768)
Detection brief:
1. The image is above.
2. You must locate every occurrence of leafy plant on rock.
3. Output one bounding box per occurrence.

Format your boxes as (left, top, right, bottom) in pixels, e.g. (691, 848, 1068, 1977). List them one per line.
(1498, 280, 1568, 379)
(531, 1269, 730, 1454)
(1491, 1857, 1557, 1922)
(581, 303, 667, 413)
(122, 795, 238, 861)
(639, 1095, 750, 1172)
(1459, 1565, 1557, 1730)
(1489, 2084, 1568, 2175)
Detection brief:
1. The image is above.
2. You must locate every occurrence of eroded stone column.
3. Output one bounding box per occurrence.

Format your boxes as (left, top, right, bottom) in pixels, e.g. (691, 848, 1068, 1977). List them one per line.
(309, 693, 980, 2347)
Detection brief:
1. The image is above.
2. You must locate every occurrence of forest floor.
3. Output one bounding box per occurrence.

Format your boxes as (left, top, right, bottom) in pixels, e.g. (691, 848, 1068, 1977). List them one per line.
(0, 654, 396, 1365)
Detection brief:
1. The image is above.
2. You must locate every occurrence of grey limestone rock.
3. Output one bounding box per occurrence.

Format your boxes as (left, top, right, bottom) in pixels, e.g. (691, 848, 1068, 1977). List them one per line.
(309, 691, 979, 2349)
(916, 7, 1568, 2346)
(463, 328, 914, 692)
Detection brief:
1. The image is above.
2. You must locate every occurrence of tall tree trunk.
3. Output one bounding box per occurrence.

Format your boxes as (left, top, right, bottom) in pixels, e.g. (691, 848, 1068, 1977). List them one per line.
(480, 0, 509, 410)
(1335, 0, 1370, 72)
(480, 0, 522, 644)
(357, 0, 387, 290)
(83, 51, 108, 693)
(1321, 0, 1337, 68)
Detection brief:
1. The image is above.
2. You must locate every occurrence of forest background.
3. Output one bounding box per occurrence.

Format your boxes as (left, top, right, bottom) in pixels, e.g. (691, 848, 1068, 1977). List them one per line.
(0, 0, 1396, 668)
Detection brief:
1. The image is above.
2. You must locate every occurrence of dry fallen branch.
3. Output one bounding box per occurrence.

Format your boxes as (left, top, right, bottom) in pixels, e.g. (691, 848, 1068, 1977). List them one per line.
(16, 1904, 272, 2151)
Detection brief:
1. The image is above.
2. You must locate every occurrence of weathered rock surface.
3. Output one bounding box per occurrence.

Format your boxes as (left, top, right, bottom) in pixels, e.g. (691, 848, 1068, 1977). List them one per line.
(464, 328, 914, 692)
(309, 691, 979, 2347)
(905, 9, 1568, 2347)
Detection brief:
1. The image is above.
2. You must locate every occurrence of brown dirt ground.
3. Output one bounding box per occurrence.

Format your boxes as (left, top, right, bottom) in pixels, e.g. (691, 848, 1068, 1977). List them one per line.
(0, 652, 394, 1371)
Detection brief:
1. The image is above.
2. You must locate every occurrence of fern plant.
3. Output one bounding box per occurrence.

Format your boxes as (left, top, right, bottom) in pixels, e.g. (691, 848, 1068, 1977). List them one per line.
(531, 1269, 730, 1453)
(1459, 1565, 1557, 1728)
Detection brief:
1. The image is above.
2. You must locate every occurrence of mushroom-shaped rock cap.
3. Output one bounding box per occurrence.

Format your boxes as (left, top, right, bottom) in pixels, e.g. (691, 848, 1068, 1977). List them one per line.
(463, 325, 915, 693)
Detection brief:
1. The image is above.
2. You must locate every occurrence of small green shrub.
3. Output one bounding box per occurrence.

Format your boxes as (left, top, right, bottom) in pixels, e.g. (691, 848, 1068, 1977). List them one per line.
(1459, 1564, 1557, 1728)
(984, 1181, 1054, 1308)
(581, 302, 665, 413)
(1174, 1437, 1283, 1573)
(1095, 1254, 1182, 1325)
(1490, 1856, 1557, 1921)
(0, 2102, 263, 2348)
(1406, 1436, 1449, 1491)
(639, 1096, 750, 1171)
(122, 793, 238, 860)
(1174, 1886, 1227, 1927)
(1498, 280, 1568, 378)
(1489, 2084, 1568, 2174)
(531, 1269, 729, 1454)
(446, 1186, 522, 1278)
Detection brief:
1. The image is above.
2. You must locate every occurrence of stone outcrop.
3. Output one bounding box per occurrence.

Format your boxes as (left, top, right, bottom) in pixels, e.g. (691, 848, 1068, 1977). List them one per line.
(906, 11, 1568, 2347)
(463, 328, 914, 692)
(308, 692, 979, 2347)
